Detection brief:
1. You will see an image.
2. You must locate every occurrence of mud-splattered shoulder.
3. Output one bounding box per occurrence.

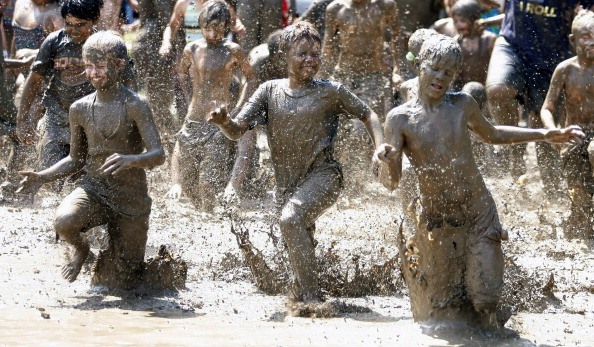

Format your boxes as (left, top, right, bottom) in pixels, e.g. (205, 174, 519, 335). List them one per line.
(69, 92, 96, 124)
(386, 104, 413, 126)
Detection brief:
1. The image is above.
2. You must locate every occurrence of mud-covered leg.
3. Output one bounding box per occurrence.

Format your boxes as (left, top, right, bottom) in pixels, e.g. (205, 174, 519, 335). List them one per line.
(279, 169, 341, 304)
(199, 131, 236, 212)
(563, 142, 594, 239)
(53, 188, 106, 282)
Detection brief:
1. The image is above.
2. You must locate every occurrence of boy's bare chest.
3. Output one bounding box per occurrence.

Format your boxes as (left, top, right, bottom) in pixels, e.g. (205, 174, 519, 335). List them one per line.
(407, 112, 467, 152)
(91, 101, 127, 140)
(565, 68, 594, 104)
(338, 7, 385, 34)
(193, 49, 233, 76)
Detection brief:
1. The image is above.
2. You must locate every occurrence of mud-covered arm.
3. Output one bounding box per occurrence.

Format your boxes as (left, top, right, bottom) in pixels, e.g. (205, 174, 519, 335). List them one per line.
(120, 97, 166, 169)
(208, 82, 269, 140)
(337, 84, 383, 147)
(233, 46, 256, 108)
(160, 0, 189, 57)
(540, 64, 566, 130)
(20, 103, 88, 188)
(468, 94, 583, 144)
(380, 110, 404, 191)
(16, 71, 44, 145)
(318, 3, 339, 78)
(476, 13, 504, 29)
(178, 44, 193, 103)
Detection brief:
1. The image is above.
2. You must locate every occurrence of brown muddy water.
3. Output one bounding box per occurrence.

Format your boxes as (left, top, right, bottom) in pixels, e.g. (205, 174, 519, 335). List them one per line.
(0, 143, 593, 346)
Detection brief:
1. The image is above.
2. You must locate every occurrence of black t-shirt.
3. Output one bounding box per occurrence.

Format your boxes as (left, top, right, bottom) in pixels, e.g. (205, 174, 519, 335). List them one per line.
(32, 29, 95, 113)
(500, 0, 594, 71)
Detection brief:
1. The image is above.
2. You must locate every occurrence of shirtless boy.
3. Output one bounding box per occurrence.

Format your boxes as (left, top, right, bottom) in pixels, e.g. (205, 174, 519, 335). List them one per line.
(378, 35, 582, 328)
(541, 10, 594, 240)
(319, 0, 401, 193)
(208, 22, 387, 307)
(17, 0, 135, 197)
(167, 0, 254, 212)
(18, 31, 165, 287)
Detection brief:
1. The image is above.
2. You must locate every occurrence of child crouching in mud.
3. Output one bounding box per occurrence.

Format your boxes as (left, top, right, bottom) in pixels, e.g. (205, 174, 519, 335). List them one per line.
(208, 22, 388, 312)
(18, 31, 165, 288)
(377, 35, 583, 329)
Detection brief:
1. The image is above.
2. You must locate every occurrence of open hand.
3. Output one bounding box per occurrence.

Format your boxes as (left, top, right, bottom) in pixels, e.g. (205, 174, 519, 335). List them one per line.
(207, 105, 230, 125)
(16, 171, 43, 195)
(100, 153, 135, 175)
(544, 125, 585, 145)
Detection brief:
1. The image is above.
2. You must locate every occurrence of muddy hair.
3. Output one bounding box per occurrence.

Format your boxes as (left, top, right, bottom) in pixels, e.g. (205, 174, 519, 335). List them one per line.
(408, 28, 438, 56)
(572, 9, 594, 35)
(279, 22, 321, 55)
(199, 0, 231, 28)
(83, 31, 128, 62)
(61, 0, 103, 21)
(451, 0, 482, 22)
(267, 29, 284, 56)
(417, 35, 463, 71)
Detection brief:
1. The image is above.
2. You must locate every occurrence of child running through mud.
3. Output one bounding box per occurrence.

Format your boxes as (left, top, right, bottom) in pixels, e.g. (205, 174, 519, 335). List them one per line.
(18, 31, 165, 288)
(541, 10, 594, 240)
(377, 35, 584, 329)
(167, 0, 255, 212)
(208, 22, 387, 310)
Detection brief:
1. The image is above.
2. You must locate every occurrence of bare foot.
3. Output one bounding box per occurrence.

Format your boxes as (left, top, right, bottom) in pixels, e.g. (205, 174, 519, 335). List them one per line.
(61, 245, 90, 282)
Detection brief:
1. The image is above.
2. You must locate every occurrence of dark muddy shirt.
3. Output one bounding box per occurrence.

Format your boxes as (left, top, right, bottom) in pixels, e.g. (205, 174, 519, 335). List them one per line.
(500, 0, 594, 71)
(235, 78, 370, 191)
(32, 29, 95, 126)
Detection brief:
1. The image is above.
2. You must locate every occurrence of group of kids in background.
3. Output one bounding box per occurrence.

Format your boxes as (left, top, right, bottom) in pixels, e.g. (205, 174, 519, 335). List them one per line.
(0, 0, 592, 329)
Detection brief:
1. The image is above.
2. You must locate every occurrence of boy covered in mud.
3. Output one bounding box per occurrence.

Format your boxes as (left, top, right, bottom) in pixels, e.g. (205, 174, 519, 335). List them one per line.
(167, 0, 255, 212)
(541, 10, 594, 240)
(378, 35, 583, 328)
(18, 31, 165, 287)
(208, 22, 386, 307)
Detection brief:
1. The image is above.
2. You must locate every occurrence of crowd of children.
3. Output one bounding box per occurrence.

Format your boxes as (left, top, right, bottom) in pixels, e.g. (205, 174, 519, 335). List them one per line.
(1, 0, 592, 330)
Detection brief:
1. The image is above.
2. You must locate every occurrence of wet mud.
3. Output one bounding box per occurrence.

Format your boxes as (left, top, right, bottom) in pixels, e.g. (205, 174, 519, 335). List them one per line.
(0, 144, 593, 345)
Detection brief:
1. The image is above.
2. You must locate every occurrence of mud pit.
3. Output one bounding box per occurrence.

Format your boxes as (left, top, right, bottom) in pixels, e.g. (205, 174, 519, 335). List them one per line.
(0, 144, 593, 345)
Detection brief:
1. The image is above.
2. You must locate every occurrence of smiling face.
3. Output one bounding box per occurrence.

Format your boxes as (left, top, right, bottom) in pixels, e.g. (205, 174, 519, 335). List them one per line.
(65, 15, 94, 44)
(84, 52, 122, 90)
(286, 38, 321, 83)
(452, 14, 474, 37)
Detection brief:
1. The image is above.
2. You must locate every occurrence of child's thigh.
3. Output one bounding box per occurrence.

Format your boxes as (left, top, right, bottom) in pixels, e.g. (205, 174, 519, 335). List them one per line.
(465, 226, 504, 306)
(54, 188, 109, 231)
(200, 132, 236, 185)
(485, 37, 526, 92)
(283, 169, 342, 226)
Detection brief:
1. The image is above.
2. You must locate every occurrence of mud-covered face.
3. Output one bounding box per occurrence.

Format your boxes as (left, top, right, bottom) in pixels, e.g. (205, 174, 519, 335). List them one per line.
(452, 15, 474, 36)
(203, 19, 227, 45)
(286, 39, 321, 83)
(418, 55, 459, 99)
(65, 15, 94, 44)
(84, 52, 122, 90)
(573, 21, 594, 59)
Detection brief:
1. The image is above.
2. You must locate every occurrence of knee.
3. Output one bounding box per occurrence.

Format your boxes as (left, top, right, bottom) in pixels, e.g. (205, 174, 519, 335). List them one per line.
(53, 211, 84, 237)
(486, 84, 517, 104)
(279, 205, 306, 232)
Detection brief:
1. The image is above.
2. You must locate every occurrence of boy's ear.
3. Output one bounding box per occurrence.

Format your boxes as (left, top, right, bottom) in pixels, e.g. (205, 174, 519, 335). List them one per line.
(569, 34, 575, 49)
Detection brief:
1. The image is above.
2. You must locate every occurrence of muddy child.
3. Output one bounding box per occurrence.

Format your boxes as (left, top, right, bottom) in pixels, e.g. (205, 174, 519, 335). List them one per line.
(541, 10, 594, 240)
(167, 0, 255, 212)
(16, 0, 135, 198)
(18, 31, 165, 288)
(398, 28, 437, 104)
(208, 22, 387, 308)
(378, 35, 583, 328)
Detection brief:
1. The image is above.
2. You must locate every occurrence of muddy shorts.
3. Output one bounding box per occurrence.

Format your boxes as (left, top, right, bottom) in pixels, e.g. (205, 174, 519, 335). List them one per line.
(13, 26, 44, 50)
(486, 36, 552, 114)
(417, 198, 505, 309)
(37, 104, 71, 171)
(176, 119, 236, 208)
